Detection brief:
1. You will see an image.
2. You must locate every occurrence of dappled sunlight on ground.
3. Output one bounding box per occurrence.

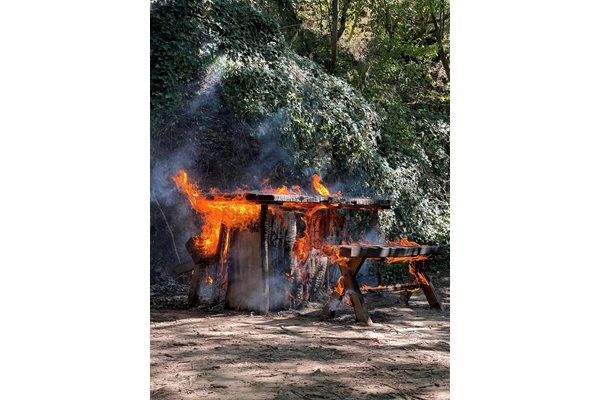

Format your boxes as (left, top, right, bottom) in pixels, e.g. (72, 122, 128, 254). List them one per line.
(151, 281, 450, 400)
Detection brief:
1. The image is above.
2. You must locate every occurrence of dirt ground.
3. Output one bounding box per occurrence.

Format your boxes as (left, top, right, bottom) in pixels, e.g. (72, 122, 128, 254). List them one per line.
(151, 278, 449, 400)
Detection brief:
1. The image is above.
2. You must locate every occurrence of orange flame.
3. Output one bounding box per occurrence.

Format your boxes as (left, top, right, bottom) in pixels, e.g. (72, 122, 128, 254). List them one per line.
(261, 179, 303, 195)
(385, 255, 430, 263)
(322, 245, 348, 268)
(312, 174, 330, 196)
(172, 170, 260, 257)
(335, 276, 345, 295)
(387, 237, 419, 246)
(385, 237, 430, 263)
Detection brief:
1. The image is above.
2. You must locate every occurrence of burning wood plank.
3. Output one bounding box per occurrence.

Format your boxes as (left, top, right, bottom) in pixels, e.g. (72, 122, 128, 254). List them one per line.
(361, 282, 421, 294)
(207, 192, 392, 209)
(338, 245, 438, 258)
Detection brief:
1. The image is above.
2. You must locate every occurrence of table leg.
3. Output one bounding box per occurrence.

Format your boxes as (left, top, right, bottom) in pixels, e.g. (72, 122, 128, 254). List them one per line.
(321, 258, 373, 324)
(410, 260, 444, 310)
(344, 258, 372, 325)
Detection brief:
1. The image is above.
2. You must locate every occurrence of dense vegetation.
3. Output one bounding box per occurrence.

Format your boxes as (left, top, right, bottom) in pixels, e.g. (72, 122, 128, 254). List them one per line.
(151, 0, 449, 270)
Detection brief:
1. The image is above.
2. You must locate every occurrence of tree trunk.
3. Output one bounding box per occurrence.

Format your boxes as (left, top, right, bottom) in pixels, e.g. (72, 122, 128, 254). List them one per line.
(330, 0, 339, 72)
(431, 11, 450, 81)
(337, 0, 351, 40)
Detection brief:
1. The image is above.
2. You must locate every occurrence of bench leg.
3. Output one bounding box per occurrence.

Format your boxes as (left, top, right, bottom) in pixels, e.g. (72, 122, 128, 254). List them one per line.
(410, 260, 444, 310)
(322, 257, 372, 324)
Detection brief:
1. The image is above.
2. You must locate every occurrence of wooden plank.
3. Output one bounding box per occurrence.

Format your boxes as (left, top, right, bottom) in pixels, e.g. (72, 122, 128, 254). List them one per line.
(338, 245, 439, 258)
(408, 260, 444, 310)
(361, 282, 421, 294)
(211, 225, 230, 305)
(260, 205, 270, 314)
(171, 261, 196, 275)
(420, 273, 444, 310)
(185, 237, 220, 265)
(206, 192, 392, 209)
(224, 229, 262, 311)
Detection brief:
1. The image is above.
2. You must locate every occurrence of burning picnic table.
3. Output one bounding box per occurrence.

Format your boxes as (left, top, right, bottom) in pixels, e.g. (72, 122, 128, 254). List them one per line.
(171, 170, 442, 324)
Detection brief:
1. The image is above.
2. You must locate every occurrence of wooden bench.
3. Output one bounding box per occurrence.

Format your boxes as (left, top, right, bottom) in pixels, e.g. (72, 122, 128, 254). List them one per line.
(321, 245, 443, 325)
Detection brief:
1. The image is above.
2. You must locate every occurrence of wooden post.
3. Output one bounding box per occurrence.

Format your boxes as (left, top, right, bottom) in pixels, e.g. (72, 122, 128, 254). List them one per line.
(211, 224, 229, 305)
(368, 209, 383, 290)
(321, 257, 372, 325)
(405, 260, 444, 310)
(343, 258, 372, 325)
(188, 266, 201, 307)
(413, 260, 444, 310)
(260, 204, 270, 315)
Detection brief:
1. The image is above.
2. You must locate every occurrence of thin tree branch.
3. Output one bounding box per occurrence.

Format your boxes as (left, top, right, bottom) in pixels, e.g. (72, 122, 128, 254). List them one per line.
(152, 190, 181, 263)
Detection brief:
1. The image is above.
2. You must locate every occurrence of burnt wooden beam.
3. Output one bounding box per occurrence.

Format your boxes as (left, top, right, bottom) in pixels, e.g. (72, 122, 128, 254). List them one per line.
(407, 260, 444, 310)
(211, 225, 230, 305)
(420, 273, 443, 310)
(171, 261, 196, 275)
(188, 266, 202, 307)
(205, 192, 392, 209)
(338, 245, 439, 258)
(185, 237, 211, 265)
(321, 258, 372, 325)
(344, 258, 372, 325)
(260, 204, 270, 314)
(361, 282, 421, 294)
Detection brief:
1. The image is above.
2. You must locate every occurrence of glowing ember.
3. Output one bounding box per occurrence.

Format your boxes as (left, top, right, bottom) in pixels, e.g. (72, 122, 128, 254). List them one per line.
(172, 170, 260, 257)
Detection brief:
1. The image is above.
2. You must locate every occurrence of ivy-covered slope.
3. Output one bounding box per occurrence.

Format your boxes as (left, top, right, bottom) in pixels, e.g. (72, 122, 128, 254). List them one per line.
(150, 0, 449, 266)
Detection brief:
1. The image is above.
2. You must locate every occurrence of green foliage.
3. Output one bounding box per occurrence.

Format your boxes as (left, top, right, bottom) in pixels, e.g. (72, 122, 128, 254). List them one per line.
(151, 0, 209, 127)
(379, 262, 410, 285)
(292, 0, 450, 266)
(151, 0, 450, 269)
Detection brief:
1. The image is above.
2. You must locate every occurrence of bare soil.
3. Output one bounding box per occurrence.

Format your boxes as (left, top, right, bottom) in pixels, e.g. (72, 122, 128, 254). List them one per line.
(151, 279, 449, 400)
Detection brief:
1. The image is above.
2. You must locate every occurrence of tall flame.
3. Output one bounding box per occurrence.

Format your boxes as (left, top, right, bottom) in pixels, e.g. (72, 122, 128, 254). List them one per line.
(172, 170, 260, 257)
(312, 174, 330, 196)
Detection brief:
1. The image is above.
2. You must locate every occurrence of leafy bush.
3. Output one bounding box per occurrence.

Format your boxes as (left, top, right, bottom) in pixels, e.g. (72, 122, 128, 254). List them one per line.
(151, 0, 450, 270)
